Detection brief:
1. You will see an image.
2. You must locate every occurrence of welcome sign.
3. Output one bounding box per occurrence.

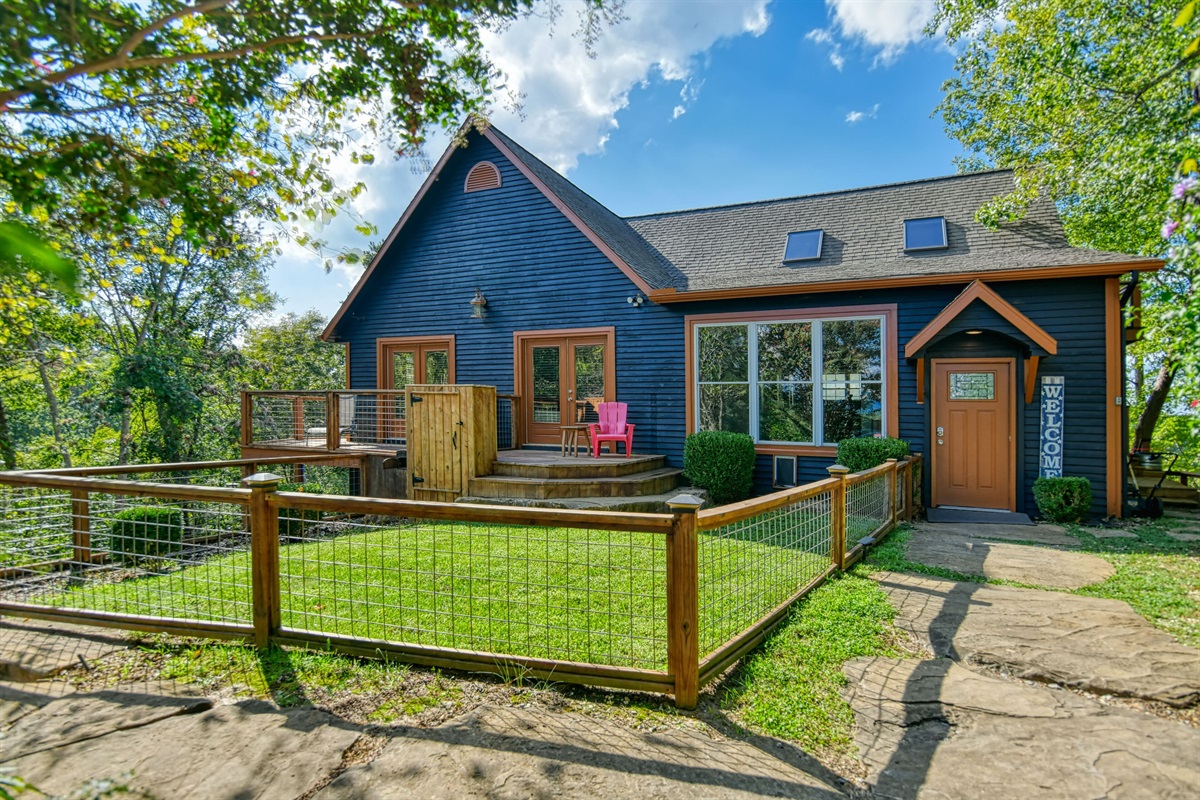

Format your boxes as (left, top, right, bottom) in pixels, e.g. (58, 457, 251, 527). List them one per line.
(1040, 376, 1065, 478)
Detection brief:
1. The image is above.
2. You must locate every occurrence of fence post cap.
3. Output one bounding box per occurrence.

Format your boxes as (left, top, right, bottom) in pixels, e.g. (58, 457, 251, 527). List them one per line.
(885, 457, 899, 463)
(827, 464, 851, 477)
(666, 494, 705, 512)
(242, 472, 284, 489)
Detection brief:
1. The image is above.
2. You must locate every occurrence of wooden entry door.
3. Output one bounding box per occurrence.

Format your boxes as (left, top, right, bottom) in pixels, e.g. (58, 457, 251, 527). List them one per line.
(932, 359, 1015, 510)
(377, 337, 454, 441)
(520, 334, 611, 445)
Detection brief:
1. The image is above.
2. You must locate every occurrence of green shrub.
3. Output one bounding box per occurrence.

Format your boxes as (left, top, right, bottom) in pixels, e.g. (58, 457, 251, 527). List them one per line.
(1033, 476, 1092, 523)
(836, 437, 910, 473)
(108, 507, 184, 561)
(683, 431, 757, 505)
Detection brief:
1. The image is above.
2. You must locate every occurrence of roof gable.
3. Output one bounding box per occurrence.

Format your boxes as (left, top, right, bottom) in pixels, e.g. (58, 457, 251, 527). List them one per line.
(905, 280, 1058, 358)
(322, 124, 671, 340)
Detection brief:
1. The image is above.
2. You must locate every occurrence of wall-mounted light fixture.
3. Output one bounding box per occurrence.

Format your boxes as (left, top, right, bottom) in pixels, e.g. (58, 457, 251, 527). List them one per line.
(470, 288, 488, 319)
(965, 329, 982, 335)
(627, 293, 645, 308)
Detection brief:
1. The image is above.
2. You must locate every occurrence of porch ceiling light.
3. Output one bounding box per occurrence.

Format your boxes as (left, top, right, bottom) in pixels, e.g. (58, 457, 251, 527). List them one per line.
(965, 329, 983, 335)
(470, 288, 487, 319)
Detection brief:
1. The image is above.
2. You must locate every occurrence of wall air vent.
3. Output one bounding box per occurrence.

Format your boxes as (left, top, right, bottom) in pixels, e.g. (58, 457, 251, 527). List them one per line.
(465, 161, 502, 193)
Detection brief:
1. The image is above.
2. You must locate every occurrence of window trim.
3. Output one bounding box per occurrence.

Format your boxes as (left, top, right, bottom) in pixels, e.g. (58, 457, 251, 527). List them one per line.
(904, 216, 949, 251)
(375, 335, 457, 389)
(685, 305, 898, 456)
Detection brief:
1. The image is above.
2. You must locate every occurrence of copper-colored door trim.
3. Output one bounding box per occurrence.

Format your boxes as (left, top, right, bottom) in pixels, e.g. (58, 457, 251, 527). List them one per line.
(513, 327, 616, 447)
(376, 336, 455, 441)
(930, 357, 1016, 511)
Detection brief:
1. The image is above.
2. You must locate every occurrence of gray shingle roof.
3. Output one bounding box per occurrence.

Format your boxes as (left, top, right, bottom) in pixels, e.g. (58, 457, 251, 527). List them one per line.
(488, 127, 683, 290)
(489, 124, 1153, 293)
(624, 170, 1148, 292)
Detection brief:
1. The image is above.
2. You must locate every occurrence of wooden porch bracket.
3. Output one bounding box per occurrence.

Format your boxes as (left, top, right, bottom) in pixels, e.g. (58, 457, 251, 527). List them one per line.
(1024, 356, 1041, 404)
(916, 358, 925, 405)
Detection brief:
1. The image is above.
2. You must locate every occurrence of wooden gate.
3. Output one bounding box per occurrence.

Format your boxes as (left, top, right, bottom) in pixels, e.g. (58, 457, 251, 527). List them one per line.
(405, 385, 497, 502)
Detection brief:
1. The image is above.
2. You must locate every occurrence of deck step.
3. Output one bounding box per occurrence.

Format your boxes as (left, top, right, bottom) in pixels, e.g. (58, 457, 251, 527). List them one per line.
(456, 487, 709, 513)
(467, 468, 683, 500)
(491, 453, 666, 479)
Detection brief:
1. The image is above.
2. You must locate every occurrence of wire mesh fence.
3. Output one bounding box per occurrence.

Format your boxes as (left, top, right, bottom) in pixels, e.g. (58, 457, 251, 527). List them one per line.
(0, 482, 252, 626)
(248, 393, 328, 446)
(846, 468, 891, 547)
(273, 499, 669, 670)
(496, 395, 519, 450)
(696, 486, 834, 659)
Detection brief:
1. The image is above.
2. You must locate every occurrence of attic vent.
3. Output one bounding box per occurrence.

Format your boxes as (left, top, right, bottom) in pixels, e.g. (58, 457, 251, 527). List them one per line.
(465, 161, 502, 193)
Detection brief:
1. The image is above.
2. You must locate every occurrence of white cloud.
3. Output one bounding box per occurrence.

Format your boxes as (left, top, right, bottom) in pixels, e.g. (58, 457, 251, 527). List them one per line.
(267, 0, 772, 317)
(805, 27, 845, 70)
(480, 0, 771, 171)
(824, 0, 937, 64)
(844, 102, 880, 124)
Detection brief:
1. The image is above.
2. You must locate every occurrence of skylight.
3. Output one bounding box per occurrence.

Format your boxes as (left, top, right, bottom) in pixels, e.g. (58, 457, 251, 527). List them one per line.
(904, 217, 948, 251)
(783, 230, 824, 262)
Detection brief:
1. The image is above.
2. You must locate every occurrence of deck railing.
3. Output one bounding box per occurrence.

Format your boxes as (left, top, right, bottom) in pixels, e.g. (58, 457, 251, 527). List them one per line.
(0, 454, 920, 707)
(240, 390, 522, 452)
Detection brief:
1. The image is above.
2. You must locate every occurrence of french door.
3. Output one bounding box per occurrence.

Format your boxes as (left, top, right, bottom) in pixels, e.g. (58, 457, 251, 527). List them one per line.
(376, 336, 454, 441)
(518, 330, 613, 446)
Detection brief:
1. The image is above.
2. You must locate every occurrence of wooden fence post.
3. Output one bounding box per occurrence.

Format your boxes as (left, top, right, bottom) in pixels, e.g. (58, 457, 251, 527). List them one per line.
(326, 392, 341, 452)
(70, 489, 91, 566)
(827, 465, 850, 570)
(885, 458, 899, 530)
(292, 397, 304, 441)
(901, 459, 914, 521)
(244, 472, 282, 648)
(666, 493, 703, 709)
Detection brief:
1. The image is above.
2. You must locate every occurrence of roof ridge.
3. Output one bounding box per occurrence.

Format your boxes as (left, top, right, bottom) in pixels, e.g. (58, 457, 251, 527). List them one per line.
(623, 168, 1016, 221)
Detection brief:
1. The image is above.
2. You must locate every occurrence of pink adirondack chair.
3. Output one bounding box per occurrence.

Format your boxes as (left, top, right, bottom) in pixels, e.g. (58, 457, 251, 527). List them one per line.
(588, 402, 636, 458)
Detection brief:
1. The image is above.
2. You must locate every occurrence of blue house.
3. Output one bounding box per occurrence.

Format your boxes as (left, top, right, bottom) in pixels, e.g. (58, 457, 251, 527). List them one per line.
(318, 124, 1161, 518)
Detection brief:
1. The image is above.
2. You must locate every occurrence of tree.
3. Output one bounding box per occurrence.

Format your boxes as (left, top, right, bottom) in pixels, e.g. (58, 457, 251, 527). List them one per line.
(242, 310, 345, 391)
(0, 0, 618, 274)
(932, 0, 1198, 448)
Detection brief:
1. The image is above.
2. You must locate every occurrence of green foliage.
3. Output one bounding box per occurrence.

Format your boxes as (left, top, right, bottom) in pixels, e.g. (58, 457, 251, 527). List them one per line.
(683, 431, 756, 504)
(1032, 476, 1093, 522)
(108, 507, 184, 561)
(242, 311, 345, 391)
(0, 1, 619, 271)
(934, 0, 1199, 436)
(836, 436, 910, 473)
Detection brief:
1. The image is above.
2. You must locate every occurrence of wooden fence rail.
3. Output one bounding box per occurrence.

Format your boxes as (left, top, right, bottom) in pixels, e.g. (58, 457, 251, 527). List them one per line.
(0, 454, 922, 708)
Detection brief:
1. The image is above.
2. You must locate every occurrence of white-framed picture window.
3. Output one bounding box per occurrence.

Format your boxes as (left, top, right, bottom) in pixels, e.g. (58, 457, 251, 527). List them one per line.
(695, 315, 886, 446)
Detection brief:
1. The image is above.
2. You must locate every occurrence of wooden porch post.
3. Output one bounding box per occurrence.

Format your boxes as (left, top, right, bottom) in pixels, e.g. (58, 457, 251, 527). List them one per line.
(326, 392, 341, 452)
(240, 391, 252, 447)
(827, 465, 850, 570)
(244, 472, 282, 648)
(666, 493, 703, 709)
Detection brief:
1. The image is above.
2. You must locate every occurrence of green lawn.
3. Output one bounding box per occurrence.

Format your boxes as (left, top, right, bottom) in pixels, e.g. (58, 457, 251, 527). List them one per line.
(32, 520, 829, 671)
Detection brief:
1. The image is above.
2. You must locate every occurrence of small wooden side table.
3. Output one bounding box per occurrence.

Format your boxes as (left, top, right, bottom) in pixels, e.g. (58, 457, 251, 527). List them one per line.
(560, 424, 589, 457)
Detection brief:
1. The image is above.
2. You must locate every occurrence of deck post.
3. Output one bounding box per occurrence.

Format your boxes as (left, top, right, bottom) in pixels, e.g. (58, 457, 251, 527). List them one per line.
(666, 493, 703, 709)
(326, 392, 341, 452)
(240, 391, 252, 447)
(885, 458, 899, 530)
(244, 472, 283, 648)
(827, 465, 850, 570)
(292, 397, 304, 441)
(70, 489, 91, 566)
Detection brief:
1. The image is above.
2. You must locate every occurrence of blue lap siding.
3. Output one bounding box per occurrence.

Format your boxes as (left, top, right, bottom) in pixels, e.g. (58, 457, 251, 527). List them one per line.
(329, 133, 1115, 517)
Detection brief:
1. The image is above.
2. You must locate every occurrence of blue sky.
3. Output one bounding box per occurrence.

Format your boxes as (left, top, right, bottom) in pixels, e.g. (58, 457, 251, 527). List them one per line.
(272, 0, 962, 319)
